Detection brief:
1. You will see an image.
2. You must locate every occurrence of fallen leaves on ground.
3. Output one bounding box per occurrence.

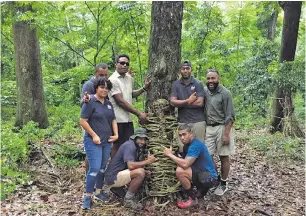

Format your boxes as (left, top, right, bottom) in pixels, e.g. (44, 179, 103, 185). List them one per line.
(1, 130, 304, 215)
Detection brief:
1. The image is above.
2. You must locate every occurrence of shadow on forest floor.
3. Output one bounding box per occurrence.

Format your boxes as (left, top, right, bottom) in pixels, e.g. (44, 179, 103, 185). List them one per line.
(1, 130, 305, 216)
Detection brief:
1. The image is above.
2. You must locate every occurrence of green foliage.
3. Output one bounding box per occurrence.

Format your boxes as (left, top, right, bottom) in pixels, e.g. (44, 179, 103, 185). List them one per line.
(1, 104, 82, 199)
(248, 131, 304, 161)
(50, 143, 80, 167)
(1, 120, 38, 200)
(234, 40, 278, 116)
(268, 60, 305, 93)
(294, 92, 305, 128)
(234, 103, 268, 130)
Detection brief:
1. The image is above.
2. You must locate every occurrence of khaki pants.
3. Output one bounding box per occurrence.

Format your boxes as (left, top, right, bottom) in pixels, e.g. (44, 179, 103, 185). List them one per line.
(109, 169, 131, 188)
(205, 125, 235, 156)
(177, 121, 206, 152)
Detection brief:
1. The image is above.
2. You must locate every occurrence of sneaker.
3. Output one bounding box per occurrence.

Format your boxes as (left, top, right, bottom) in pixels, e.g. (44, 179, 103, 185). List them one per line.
(94, 191, 110, 203)
(214, 184, 228, 196)
(111, 187, 126, 198)
(82, 196, 91, 210)
(177, 197, 198, 209)
(124, 198, 143, 210)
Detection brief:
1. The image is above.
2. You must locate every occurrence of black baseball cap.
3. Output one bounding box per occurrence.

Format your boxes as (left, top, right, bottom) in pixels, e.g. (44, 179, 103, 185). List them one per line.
(180, 60, 192, 68)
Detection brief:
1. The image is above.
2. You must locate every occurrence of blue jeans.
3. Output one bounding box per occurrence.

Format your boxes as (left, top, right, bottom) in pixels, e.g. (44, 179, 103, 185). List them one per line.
(84, 135, 111, 193)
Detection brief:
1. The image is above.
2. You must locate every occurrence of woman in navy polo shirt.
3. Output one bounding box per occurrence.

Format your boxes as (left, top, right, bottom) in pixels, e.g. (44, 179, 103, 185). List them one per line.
(80, 77, 118, 209)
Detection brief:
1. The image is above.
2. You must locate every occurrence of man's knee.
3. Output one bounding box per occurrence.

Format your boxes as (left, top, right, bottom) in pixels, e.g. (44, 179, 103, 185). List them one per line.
(176, 167, 185, 178)
(134, 168, 145, 179)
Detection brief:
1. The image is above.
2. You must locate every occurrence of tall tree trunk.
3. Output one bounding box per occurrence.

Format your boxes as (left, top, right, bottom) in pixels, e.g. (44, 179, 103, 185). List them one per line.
(271, 1, 303, 137)
(13, 19, 49, 128)
(143, 1, 183, 199)
(267, 9, 278, 41)
(146, 1, 184, 109)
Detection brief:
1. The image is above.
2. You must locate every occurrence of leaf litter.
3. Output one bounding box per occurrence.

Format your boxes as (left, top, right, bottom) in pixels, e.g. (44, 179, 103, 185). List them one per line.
(1, 130, 304, 216)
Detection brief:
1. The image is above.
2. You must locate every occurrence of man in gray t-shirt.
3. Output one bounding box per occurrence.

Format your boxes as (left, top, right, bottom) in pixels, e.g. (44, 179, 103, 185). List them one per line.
(171, 60, 206, 152)
(81, 63, 109, 104)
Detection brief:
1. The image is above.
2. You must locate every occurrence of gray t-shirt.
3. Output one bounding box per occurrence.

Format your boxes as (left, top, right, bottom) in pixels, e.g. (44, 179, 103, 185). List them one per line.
(81, 77, 95, 98)
(81, 96, 115, 144)
(204, 85, 235, 125)
(171, 77, 205, 123)
(104, 139, 137, 185)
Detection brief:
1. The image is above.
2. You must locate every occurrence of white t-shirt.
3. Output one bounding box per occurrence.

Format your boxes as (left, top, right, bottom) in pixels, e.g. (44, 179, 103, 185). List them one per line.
(108, 71, 133, 123)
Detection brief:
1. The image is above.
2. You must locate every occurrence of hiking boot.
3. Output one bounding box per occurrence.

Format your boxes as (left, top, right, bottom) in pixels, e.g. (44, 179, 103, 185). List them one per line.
(124, 198, 143, 210)
(111, 187, 126, 198)
(177, 196, 198, 209)
(94, 191, 110, 203)
(214, 184, 228, 196)
(82, 196, 91, 210)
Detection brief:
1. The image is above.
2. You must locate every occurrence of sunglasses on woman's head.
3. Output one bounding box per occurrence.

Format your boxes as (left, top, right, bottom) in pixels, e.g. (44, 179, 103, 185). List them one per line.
(118, 61, 130, 66)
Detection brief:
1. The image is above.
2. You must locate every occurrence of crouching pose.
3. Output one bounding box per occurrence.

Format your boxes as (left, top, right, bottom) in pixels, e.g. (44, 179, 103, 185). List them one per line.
(104, 128, 156, 210)
(163, 124, 218, 209)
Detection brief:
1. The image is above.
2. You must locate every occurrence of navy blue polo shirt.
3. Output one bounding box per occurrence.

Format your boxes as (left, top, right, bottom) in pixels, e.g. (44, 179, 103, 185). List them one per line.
(81, 95, 115, 145)
(104, 139, 137, 185)
(171, 77, 205, 123)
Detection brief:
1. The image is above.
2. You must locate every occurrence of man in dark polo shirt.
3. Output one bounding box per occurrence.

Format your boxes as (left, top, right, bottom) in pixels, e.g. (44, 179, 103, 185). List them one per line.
(104, 128, 156, 210)
(170, 60, 206, 152)
(204, 68, 235, 196)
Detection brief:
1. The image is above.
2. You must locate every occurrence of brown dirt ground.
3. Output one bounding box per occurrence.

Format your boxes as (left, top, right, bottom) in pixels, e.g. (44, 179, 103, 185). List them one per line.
(1, 131, 305, 216)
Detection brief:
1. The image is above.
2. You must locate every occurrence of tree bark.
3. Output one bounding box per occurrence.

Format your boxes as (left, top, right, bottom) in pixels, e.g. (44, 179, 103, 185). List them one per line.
(271, 1, 303, 137)
(143, 1, 183, 199)
(267, 9, 278, 41)
(13, 19, 49, 128)
(146, 1, 184, 109)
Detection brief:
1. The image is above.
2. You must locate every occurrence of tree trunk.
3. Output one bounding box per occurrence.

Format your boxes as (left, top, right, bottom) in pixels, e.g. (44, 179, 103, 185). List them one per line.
(13, 19, 49, 128)
(143, 1, 183, 199)
(271, 1, 303, 137)
(146, 1, 184, 109)
(267, 9, 278, 41)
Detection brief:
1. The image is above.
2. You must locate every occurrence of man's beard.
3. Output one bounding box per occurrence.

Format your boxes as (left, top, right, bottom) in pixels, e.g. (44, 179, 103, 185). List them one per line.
(206, 82, 219, 91)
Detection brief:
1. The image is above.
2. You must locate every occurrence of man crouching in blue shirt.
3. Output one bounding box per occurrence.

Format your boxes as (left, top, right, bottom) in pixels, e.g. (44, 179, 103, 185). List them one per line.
(163, 123, 218, 209)
(104, 128, 156, 210)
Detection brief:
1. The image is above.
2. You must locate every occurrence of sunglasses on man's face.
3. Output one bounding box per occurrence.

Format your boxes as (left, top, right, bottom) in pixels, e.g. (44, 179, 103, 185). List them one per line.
(118, 61, 130, 66)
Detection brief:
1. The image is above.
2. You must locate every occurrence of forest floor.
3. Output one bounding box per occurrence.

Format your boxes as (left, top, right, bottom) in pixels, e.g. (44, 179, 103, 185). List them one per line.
(1, 130, 305, 216)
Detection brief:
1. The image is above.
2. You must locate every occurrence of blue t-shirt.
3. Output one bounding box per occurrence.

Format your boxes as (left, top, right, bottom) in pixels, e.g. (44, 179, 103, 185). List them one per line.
(81, 96, 115, 145)
(105, 139, 137, 185)
(185, 138, 217, 178)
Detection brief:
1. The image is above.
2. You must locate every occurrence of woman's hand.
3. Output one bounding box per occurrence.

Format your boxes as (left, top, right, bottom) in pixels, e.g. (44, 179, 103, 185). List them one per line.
(108, 135, 118, 143)
(92, 135, 101, 145)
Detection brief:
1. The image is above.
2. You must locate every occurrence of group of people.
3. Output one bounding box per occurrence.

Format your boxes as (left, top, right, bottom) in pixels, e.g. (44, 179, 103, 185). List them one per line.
(79, 55, 235, 211)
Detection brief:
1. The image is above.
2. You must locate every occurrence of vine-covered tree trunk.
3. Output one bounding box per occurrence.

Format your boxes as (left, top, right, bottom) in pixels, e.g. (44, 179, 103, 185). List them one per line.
(271, 1, 303, 137)
(143, 1, 183, 200)
(13, 18, 49, 128)
(146, 1, 184, 109)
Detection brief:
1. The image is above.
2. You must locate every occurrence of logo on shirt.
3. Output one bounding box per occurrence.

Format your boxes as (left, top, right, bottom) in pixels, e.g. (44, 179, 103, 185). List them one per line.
(107, 105, 112, 110)
(191, 86, 195, 92)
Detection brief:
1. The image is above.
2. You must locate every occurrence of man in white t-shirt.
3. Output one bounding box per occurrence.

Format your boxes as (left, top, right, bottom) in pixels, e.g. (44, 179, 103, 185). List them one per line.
(108, 54, 151, 158)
